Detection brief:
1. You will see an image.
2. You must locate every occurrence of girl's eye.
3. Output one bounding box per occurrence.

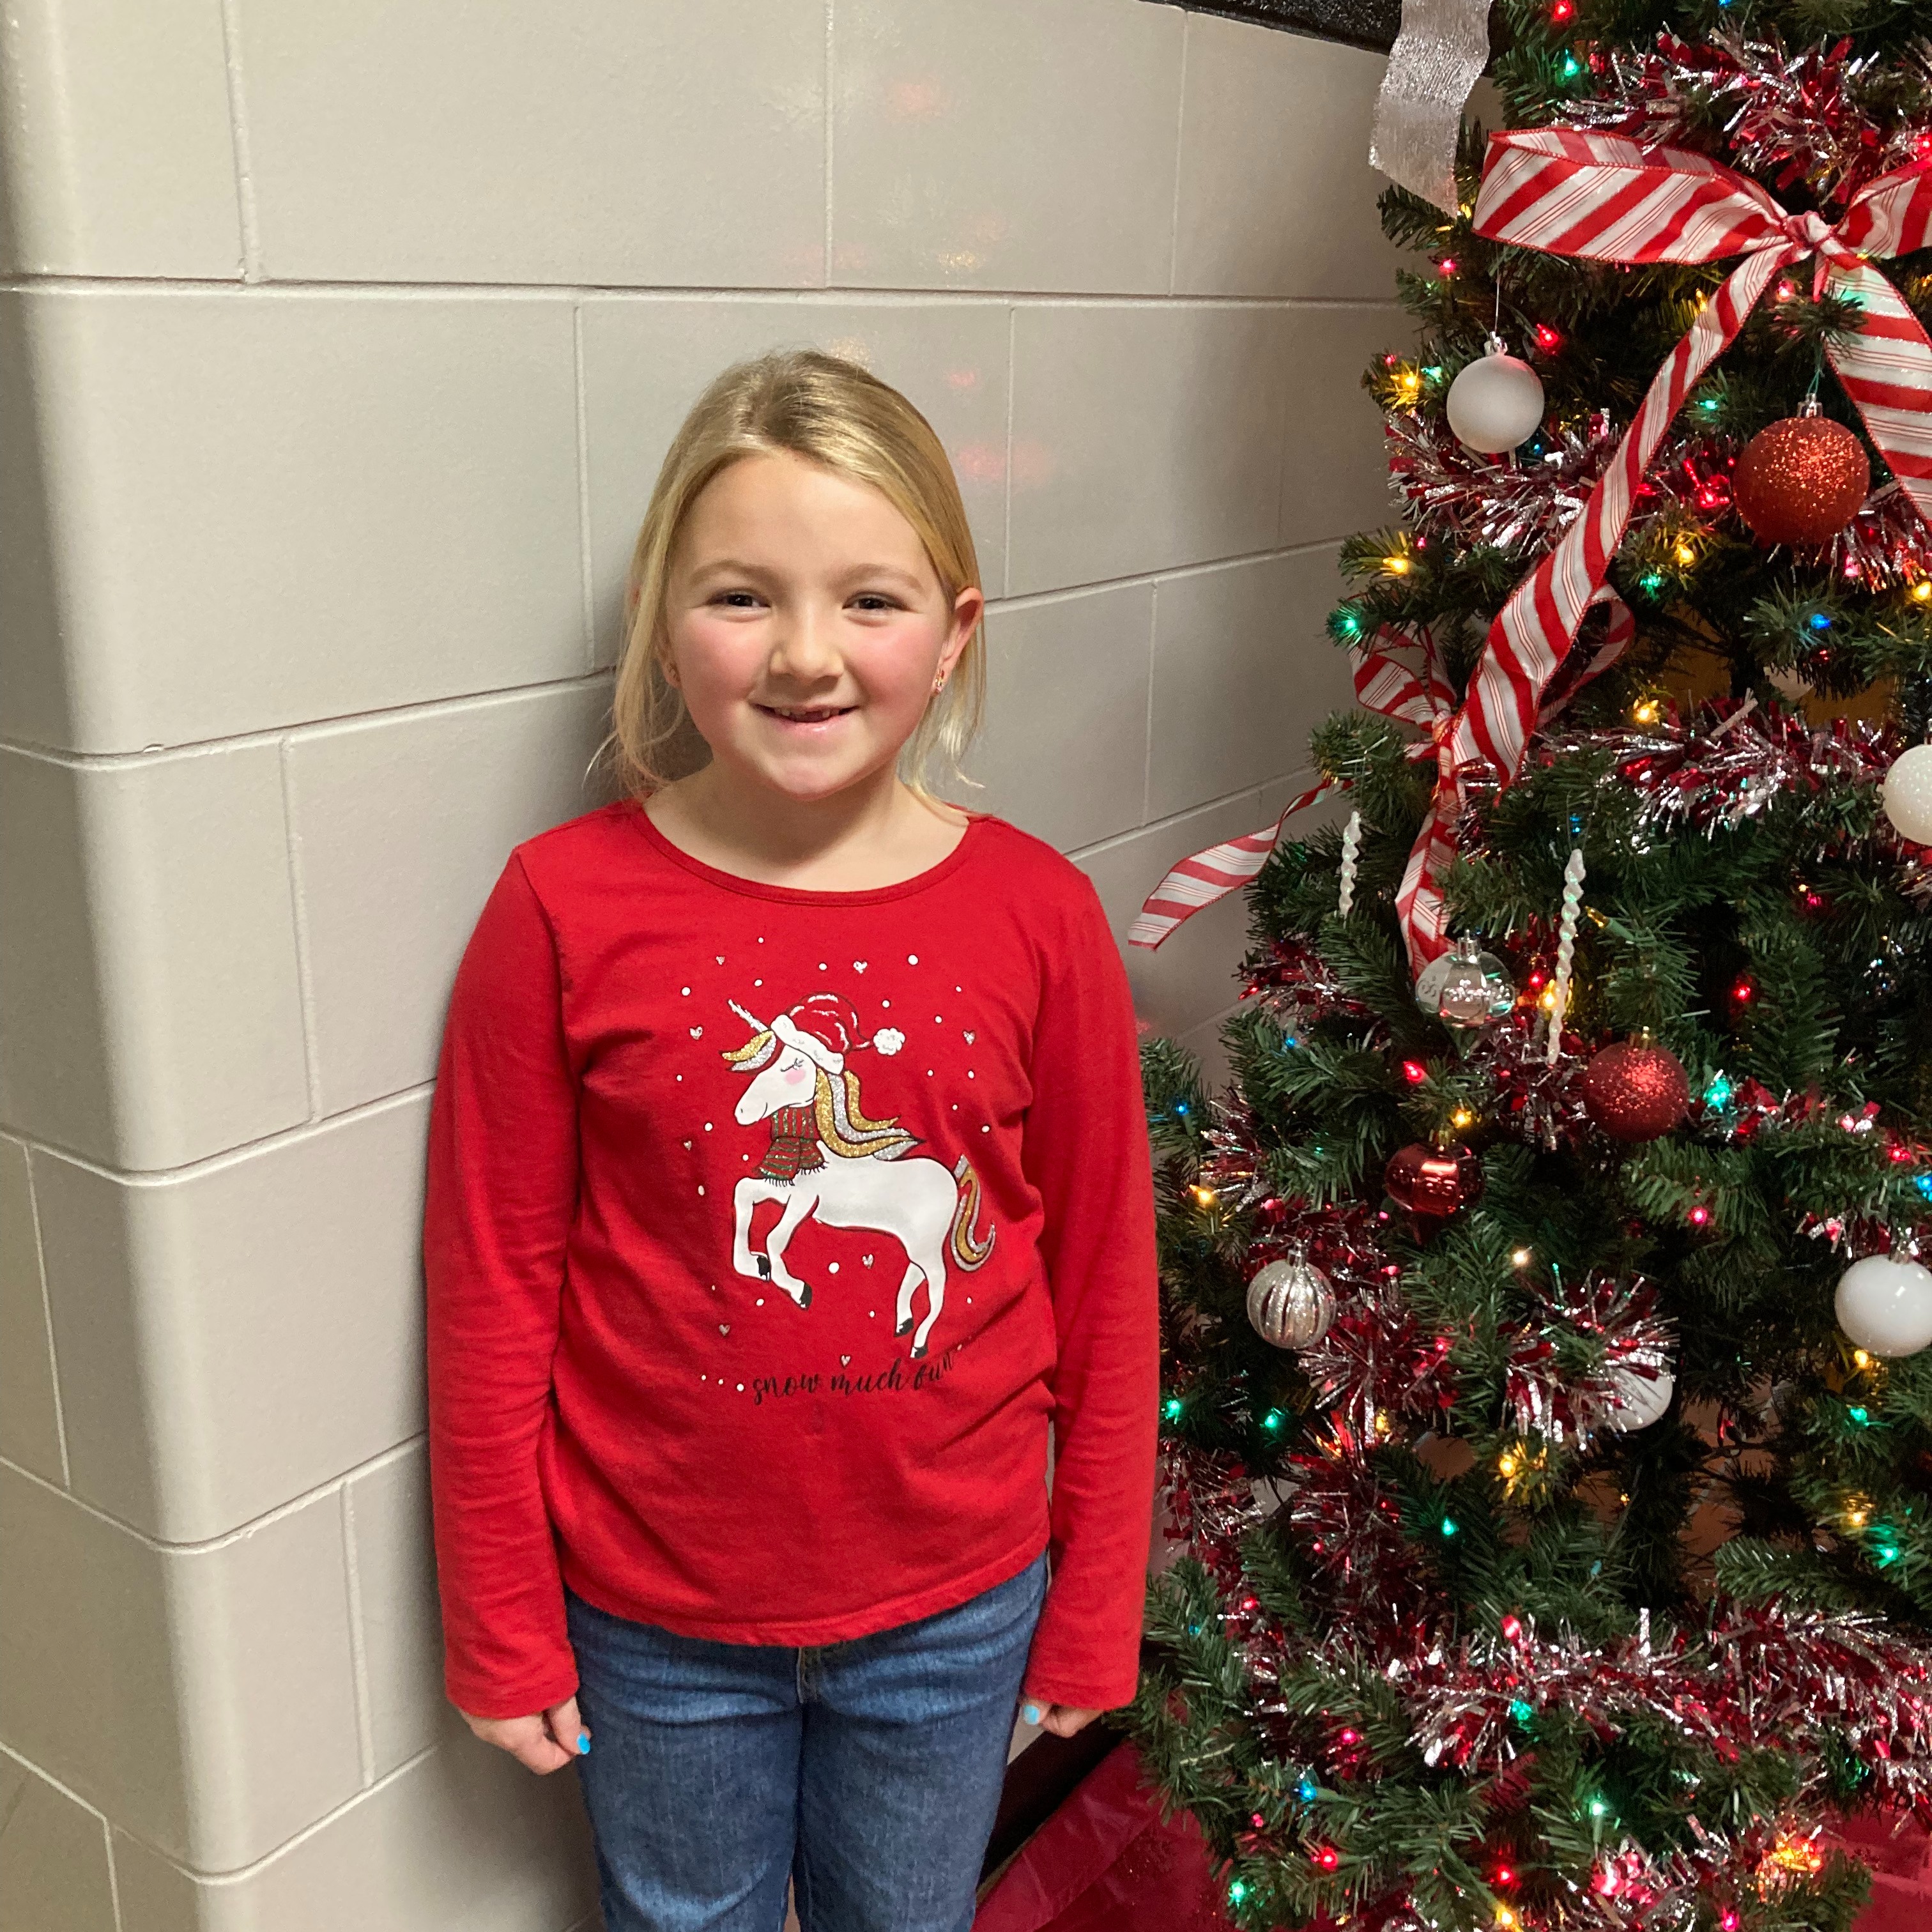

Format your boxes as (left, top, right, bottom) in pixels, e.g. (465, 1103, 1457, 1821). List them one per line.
(850, 594, 899, 613)
(711, 590, 763, 609)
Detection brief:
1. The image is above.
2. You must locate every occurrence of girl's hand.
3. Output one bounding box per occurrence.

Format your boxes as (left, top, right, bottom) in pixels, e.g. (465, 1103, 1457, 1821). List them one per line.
(457, 1694, 590, 1774)
(1022, 1700, 1099, 1739)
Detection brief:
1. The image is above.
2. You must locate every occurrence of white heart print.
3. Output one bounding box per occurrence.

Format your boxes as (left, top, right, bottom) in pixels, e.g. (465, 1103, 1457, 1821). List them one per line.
(689, 1026, 703, 1039)
(718, 1323, 730, 1335)
(841, 1354, 852, 1367)
(854, 961, 868, 973)
(963, 1031, 975, 1044)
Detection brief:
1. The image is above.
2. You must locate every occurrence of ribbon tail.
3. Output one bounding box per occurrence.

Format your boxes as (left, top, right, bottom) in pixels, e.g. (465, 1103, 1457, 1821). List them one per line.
(1400, 250, 1782, 979)
(1536, 588, 1636, 727)
(1450, 246, 1786, 783)
(1129, 780, 1341, 950)
(1823, 259, 1932, 528)
(1368, 0, 1492, 213)
(1395, 790, 1458, 972)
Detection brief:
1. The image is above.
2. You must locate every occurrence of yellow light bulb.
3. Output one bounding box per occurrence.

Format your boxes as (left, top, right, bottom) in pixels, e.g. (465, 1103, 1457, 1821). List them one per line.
(1384, 555, 1412, 576)
(1633, 699, 1660, 724)
(1374, 1410, 1392, 1437)
(1847, 1508, 1868, 1528)
(1512, 1248, 1533, 1268)
(1675, 541, 1696, 565)
(1913, 581, 1932, 604)
(1538, 987, 1557, 1010)
(1499, 1453, 1519, 1478)
(1190, 1184, 1218, 1208)
(1496, 1908, 1519, 1931)
(1452, 1108, 1475, 1129)
(1854, 1349, 1872, 1368)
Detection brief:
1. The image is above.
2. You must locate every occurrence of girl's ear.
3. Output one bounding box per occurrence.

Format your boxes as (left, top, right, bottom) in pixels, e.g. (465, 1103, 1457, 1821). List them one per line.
(939, 585, 985, 680)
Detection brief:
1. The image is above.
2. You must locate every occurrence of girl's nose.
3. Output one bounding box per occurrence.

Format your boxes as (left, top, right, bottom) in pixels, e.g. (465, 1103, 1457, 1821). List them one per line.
(767, 604, 840, 682)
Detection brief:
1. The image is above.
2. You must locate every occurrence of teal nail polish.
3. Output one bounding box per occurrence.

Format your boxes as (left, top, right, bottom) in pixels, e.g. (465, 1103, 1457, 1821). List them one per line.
(577, 1732, 592, 1755)
(1022, 1703, 1043, 1726)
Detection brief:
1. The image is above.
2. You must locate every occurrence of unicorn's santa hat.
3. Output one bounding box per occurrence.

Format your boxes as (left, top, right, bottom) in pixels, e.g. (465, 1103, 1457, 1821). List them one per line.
(734, 992, 903, 1073)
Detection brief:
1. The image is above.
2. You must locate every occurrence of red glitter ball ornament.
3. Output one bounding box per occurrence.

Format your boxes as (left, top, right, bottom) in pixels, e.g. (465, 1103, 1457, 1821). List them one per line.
(1732, 413, 1869, 547)
(1384, 1140, 1484, 1219)
(1581, 1036, 1690, 1144)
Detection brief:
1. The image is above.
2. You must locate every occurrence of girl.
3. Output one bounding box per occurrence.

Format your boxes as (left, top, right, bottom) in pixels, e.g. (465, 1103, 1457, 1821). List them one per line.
(425, 349, 1159, 1932)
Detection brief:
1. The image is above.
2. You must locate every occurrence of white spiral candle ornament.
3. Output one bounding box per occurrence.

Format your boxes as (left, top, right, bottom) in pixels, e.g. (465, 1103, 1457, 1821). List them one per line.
(1337, 811, 1363, 918)
(1545, 847, 1587, 1065)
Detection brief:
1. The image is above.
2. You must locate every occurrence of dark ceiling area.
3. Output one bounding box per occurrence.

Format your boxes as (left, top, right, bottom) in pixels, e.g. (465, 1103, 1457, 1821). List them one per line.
(1149, 0, 1402, 55)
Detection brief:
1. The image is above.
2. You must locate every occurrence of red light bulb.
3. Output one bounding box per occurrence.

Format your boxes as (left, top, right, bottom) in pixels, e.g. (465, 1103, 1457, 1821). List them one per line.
(1402, 1059, 1429, 1084)
(1313, 1846, 1340, 1872)
(1532, 322, 1563, 351)
(1689, 1204, 1711, 1227)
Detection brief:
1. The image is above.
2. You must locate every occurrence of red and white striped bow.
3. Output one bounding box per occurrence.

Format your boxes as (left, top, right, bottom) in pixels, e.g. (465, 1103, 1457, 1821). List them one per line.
(1133, 131, 1932, 974)
(1128, 613, 1628, 953)
(1456, 131, 1932, 795)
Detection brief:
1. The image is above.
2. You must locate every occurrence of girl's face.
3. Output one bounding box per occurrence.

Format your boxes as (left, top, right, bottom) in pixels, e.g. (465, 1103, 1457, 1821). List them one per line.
(663, 450, 982, 805)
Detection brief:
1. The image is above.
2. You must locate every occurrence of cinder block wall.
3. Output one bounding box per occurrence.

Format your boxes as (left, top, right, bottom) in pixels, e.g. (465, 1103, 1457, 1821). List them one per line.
(0, 3, 1399, 1924)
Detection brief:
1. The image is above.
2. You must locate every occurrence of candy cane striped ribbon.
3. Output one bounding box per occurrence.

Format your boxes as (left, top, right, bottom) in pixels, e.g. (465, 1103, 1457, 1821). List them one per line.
(1129, 635, 1453, 950)
(1453, 132, 1932, 795)
(1132, 134, 1932, 971)
(1130, 598, 1630, 955)
(1398, 586, 1632, 964)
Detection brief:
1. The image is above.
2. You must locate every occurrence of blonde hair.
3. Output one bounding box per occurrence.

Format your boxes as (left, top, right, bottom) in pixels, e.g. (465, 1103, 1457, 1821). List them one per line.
(606, 348, 986, 802)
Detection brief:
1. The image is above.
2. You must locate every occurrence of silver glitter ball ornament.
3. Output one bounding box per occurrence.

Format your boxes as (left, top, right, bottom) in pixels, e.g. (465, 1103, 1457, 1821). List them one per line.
(1246, 1254, 1335, 1350)
(1416, 934, 1515, 1028)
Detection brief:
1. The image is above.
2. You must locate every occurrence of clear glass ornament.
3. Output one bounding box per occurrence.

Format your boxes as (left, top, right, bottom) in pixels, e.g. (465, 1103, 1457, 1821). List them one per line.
(1416, 935, 1515, 1028)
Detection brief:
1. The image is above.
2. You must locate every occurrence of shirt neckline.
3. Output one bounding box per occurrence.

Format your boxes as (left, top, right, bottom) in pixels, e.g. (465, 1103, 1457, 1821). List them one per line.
(625, 798, 986, 907)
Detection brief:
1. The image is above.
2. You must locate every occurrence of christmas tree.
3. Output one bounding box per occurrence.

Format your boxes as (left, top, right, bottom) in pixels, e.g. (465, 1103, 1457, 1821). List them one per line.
(1126, 6, 1932, 1931)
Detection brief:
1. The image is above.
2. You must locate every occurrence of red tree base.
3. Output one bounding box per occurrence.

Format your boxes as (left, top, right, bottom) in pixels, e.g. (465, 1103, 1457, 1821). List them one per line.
(976, 1745, 1932, 1932)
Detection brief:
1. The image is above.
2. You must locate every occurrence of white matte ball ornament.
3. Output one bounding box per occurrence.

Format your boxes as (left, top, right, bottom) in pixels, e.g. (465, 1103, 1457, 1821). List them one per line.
(1836, 1254, 1932, 1358)
(1445, 338, 1547, 455)
(1602, 1365, 1675, 1432)
(1882, 744, 1932, 845)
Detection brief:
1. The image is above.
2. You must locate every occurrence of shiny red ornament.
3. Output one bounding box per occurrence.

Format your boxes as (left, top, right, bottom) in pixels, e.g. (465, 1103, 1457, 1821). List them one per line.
(1733, 415, 1869, 547)
(1581, 1038, 1690, 1143)
(1384, 1140, 1484, 1219)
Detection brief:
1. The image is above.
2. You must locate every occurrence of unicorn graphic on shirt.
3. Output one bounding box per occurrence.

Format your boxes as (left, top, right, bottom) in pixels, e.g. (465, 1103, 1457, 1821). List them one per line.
(721, 992, 993, 1359)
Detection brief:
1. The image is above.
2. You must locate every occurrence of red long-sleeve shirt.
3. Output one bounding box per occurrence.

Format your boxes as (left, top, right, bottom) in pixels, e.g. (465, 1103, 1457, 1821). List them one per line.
(425, 801, 1159, 1719)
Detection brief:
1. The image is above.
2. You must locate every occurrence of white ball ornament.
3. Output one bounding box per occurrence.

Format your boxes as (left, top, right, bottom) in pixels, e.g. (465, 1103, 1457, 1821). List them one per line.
(1602, 1364, 1675, 1432)
(1882, 743, 1932, 845)
(1836, 1254, 1932, 1358)
(1445, 337, 1546, 455)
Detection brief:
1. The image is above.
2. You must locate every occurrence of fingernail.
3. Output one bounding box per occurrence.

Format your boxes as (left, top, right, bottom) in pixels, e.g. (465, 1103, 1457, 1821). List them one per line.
(1022, 1703, 1043, 1726)
(576, 1733, 592, 1755)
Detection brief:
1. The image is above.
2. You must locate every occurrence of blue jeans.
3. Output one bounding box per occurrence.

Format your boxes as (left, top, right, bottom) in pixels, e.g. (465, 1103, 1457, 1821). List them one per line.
(567, 1552, 1048, 1932)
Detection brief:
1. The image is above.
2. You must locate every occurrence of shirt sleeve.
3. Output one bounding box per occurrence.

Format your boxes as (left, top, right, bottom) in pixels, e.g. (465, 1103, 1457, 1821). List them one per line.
(1018, 879, 1161, 1711)
(424, 854, 582, 1719)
